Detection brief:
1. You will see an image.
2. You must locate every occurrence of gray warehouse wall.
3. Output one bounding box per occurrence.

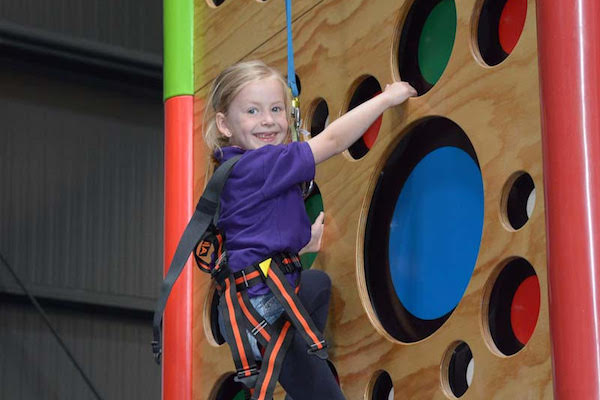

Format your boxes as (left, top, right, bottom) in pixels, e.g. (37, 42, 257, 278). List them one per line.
(0, 1, 164, 398)
(0, 0, 162, 56)
(0, 62, 164, 399)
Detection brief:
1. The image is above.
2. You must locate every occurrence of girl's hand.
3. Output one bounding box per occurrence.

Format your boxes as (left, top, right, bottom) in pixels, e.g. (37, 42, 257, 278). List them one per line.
(382, 81, 418, 107)
(299, 212, 325, 255)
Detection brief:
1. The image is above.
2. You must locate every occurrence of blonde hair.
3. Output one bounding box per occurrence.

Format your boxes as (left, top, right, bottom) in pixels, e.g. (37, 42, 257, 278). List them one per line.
(203, 60, 292, 158)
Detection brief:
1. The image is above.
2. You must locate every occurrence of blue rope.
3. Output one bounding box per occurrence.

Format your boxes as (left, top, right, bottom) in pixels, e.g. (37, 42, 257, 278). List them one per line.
(285, 0, 298, 97)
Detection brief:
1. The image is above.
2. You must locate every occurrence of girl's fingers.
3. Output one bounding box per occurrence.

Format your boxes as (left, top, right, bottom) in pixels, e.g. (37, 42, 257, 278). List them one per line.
(315, 211, 325, 224)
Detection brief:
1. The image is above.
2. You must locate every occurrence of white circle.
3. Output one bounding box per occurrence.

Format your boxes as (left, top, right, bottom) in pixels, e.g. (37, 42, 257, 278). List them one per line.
(526, 187, 536, 219)
(466, 357, 475, 387)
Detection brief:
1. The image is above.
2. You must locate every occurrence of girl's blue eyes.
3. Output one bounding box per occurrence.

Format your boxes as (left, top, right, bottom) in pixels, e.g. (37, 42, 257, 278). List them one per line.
(246, 106, 283, 114)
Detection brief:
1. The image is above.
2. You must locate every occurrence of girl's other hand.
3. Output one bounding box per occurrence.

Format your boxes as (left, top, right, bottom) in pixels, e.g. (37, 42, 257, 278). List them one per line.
(382, 81, 418, 107)
(299, 212, 325, 255)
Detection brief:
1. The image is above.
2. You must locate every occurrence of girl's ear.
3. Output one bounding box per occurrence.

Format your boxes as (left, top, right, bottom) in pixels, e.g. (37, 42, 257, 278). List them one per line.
(215, 112, 232, 138)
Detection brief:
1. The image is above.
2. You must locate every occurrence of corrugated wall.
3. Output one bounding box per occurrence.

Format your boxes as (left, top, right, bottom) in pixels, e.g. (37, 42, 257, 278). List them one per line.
(0, 61, 163, 398)
(0, 0, 162, 56)
(0, 1, 164, 398)
(0, 298, 158, 399)
(0, 63, 164, 310)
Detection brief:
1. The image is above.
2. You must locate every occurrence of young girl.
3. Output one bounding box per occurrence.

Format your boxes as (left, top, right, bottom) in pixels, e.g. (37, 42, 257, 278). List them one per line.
(204, 60, 416, 400)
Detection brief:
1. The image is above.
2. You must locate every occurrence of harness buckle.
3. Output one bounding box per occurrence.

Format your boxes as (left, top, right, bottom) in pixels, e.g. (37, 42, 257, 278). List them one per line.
(251, 319, 268, 336)
(234, 366, 260, 389)
(151, 340, 162, 365)
(211, 264, 229, 287)
(215, 251, 227, 269)
(307, 340, 328, 360)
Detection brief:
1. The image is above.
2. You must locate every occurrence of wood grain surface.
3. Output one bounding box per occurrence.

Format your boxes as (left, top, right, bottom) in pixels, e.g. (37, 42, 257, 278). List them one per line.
(192, 0, 552, 398)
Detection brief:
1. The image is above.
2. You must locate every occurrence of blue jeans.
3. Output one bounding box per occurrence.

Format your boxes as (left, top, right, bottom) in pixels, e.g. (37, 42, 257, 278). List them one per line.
(218, 270, 345, 400)
(218, 291, 284, 360)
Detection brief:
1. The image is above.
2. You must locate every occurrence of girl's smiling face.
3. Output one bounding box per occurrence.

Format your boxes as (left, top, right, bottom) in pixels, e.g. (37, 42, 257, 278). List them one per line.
(216, 77, 289, 150)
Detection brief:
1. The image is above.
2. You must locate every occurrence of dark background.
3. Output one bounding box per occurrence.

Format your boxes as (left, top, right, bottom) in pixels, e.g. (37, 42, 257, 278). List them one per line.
(1, 2, 164, 398)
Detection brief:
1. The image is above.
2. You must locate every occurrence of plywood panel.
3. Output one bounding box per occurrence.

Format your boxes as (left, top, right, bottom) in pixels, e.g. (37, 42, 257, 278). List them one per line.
(194, 0, 323, 91)
(193, 0, 551, 398)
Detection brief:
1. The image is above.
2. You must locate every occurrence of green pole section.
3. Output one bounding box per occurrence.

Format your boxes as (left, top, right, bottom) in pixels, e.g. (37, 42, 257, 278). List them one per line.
(164, 0, 194, 101)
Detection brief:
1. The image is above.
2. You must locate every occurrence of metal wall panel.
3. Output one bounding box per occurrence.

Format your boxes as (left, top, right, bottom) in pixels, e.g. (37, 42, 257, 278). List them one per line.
(0, 299, 160, 399)
(0, 61, 164, 310)
(0, 0, 162, 56)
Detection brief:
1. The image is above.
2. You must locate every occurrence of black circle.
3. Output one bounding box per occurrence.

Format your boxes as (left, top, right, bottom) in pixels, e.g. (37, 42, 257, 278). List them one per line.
(488, 258, 537, 355)
(310, 99, 329, 137)
(210, 289, 226, 345)
(364, 117, 480, 342)
(506, 173, 535, 230)
(372, 371, 393, 400)
(214, 374, 247, 400)
(477, 0, 511, 66)
(347, 76, 382, 159)
(448, 342, 472, 397)
(286, 73, 302, 96)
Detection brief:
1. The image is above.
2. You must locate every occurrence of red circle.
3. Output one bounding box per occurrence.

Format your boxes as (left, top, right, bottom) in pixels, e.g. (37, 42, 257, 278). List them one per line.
(498, 0, 527, 54)
(363, 91, 383, 149)
(510, 275, 540, 345)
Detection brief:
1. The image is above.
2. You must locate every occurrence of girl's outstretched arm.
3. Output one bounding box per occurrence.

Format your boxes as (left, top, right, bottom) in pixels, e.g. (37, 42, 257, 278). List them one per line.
(308, 81, 416, 165)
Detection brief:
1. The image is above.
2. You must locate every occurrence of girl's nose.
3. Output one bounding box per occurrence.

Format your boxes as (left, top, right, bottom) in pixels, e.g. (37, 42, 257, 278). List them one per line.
(262, 113, 275, 125)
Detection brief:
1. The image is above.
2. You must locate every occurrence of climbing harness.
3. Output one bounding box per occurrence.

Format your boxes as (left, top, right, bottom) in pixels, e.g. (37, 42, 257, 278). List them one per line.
(152, 155, 242, 364)
(152, 154, 329, 400)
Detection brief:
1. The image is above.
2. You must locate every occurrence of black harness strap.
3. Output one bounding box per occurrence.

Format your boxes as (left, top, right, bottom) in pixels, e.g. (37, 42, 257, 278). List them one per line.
(152, 155, 330, 400)
(152, 154, 242, 364)
(263, 255, 328, 359)
(214, 255, 329, 400)
(220, 270, 260, 388)
(251, 319, 295, 400)
(237, 290, 273, 345)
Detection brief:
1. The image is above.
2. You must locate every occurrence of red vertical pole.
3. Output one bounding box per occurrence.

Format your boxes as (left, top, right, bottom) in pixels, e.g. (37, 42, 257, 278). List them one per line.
(163, 95, 194, 400)
(536, 0, 600, 398)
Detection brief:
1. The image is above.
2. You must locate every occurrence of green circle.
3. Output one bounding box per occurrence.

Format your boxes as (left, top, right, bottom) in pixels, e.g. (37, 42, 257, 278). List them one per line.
(301, 191, 324, 269)
(232, 391, 246, 400)
(418, 0, 457, 85)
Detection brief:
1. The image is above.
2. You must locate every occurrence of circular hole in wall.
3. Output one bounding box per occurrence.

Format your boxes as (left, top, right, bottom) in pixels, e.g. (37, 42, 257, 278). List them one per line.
(286, 73, 302, 95)
(363, 117, 484, 342)
(301, 183, 324, 269)
(308, 98, 330, 137)
(476, 0, 527, 66)
(347, 76, 383, 159)
(486, 257, 540, 355)
(205, 284, 226, 345)
(502, 172, 535, 230)
(442, 341, 474, 398)
(370, 370, 394, 400)
(397, 0, 457, 95)
(211, 373, 247, 400)
(206, 0, 226, 7)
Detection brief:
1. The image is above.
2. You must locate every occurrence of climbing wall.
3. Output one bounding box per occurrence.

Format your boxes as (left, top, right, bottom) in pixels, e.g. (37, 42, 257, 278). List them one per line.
(192, 0, 552, 398)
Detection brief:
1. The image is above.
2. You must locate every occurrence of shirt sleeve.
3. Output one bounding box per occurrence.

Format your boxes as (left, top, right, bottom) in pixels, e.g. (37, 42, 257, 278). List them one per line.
(259, 142, 315, 198)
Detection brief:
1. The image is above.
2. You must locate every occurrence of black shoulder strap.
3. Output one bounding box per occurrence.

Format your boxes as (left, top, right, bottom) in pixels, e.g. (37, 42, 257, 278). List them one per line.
(152, 154, 242, 364)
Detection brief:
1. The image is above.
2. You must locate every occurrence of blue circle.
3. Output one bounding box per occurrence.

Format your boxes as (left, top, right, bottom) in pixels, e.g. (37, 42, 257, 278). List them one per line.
(388, 147, 484, 320)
